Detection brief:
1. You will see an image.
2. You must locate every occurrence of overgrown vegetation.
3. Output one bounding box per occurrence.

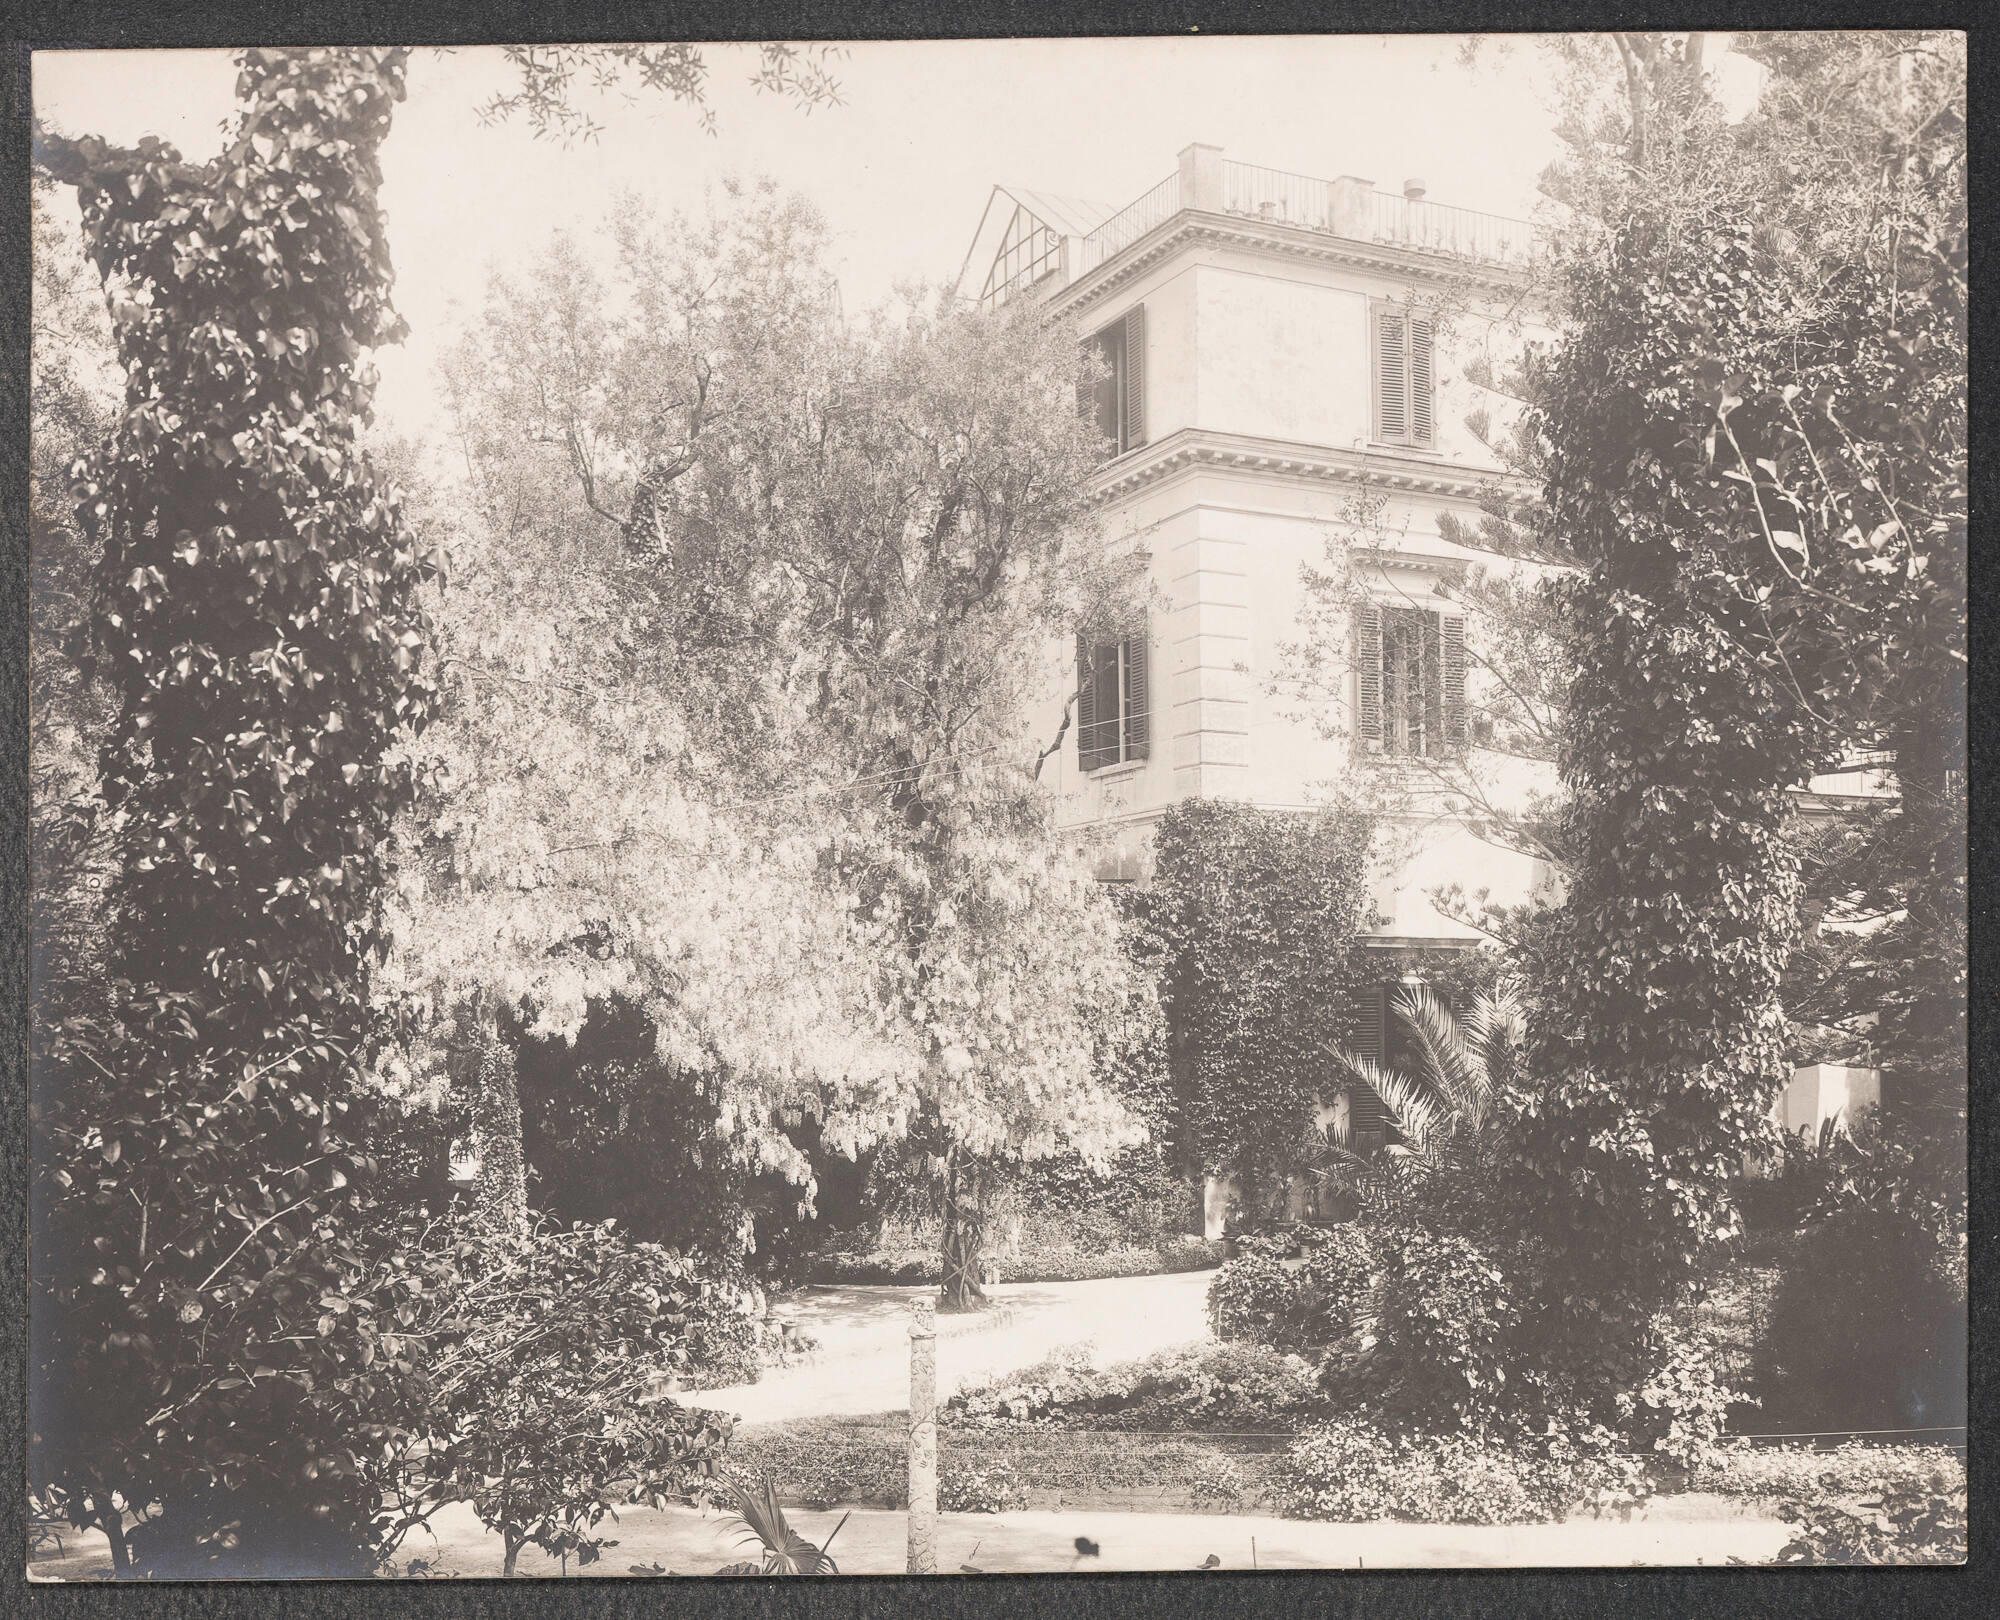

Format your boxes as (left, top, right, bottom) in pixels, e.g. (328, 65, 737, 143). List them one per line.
(1142, 799, 1377, 1199)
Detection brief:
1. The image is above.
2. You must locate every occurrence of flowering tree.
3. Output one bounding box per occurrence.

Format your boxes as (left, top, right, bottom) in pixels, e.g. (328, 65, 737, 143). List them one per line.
(416, 186, 1153, 1305)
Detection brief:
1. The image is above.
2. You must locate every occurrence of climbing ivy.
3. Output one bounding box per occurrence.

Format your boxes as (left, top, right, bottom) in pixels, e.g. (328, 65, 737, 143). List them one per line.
(31, 48, 445, 1572)
(1143, 799, 1377, 1195)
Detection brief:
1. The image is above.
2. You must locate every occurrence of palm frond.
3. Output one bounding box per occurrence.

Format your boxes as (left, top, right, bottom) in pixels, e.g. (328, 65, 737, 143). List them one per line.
(1324, 1042, 1447, 1146)
(1391, 983, 1482, 1125)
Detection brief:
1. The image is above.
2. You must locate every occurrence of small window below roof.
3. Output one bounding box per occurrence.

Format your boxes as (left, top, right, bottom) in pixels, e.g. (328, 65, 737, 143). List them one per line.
(981, 205, 1064, 310)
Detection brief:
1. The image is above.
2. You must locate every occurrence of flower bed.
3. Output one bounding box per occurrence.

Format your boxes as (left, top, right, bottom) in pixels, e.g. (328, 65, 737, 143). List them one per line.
(1273, 1417, 1648, 1526)
(947, 1340, 1317, 1432)
(807, 1234, 1222, 1287)
(722, 1414, 1285, 1514)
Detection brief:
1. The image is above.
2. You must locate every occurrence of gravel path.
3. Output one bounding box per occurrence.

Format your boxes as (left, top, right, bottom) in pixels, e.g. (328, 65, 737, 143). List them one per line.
(693, 1269, 1216, 1424)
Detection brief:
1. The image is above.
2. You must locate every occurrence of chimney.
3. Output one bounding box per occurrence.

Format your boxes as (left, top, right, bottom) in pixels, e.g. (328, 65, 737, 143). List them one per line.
(1402, 178, 1427, 202)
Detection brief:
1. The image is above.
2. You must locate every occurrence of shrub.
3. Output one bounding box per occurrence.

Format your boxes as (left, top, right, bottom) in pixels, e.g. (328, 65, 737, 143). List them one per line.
(939, 1458, 1026, 1514)
(1757, 1203, 1966, 1432)
(1615, 1317, 1740, 1472)
(947, 1340, 1318, 1432)
(1206, 1250, 1299, 1344)
(425, 1221, 736, 1576)
(1206, 1222, 1372, 1351)
(1770, 1477, 1967, 1565)
(1370, 1223, 1520, 1422)
(1186, 1455, 1247, 1509)
(1274, 1416, 1644, 1526)
(1693, 1441, 1964, 1506)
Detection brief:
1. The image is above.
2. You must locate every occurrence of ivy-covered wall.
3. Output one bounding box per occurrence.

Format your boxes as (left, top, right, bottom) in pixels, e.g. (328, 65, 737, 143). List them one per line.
(1140, 799, 1378, 1198)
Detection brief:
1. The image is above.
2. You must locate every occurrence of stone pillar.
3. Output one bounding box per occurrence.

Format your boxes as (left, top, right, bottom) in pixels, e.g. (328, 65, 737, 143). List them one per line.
(1330, 174, 1376, 239)
(1178, 142, 1225, 213)
(907, 1296, 938, 1573)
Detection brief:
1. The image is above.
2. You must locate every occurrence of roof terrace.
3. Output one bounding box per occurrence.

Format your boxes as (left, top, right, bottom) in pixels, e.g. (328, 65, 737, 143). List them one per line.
(968, 143, 1537, 310)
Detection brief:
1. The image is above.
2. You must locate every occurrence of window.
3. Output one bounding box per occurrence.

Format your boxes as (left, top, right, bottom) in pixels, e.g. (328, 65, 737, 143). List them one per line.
(1076, 630, 1150, 771)
(1354, 601, 1467, 758)
(1371, 303, 1435, 449)
(1081, 305, 1147, 458)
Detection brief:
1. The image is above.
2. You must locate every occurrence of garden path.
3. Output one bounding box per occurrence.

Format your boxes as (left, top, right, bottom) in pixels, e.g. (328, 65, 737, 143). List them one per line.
(693, 1269, 1215, 1425)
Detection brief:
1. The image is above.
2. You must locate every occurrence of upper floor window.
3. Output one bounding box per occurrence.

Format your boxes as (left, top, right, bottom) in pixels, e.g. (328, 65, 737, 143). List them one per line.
(1371, 303, 1436, 450)
(1082, 305, 1148, 459)
(1076, 630, 1151, 771)
(1354, 600, 1466, 759)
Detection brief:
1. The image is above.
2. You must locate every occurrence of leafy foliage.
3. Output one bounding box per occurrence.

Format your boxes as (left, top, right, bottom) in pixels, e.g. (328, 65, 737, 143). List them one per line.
(1756, 1202, 1965, 1433)
(1274, 1415, 1644, 1526)
(1205, 1224, 1373, 1353)
(477, 43, 844, 145)
(1144, 799, 1377, 1189)
(1496, 32, 1965, 1415)
(938, 1459, 1027, 1515)
(718, 1475, 845, 1574)
(1770, 1477, 1966, 1566)
(1320, 980, 1521, 1219)
(423, 1219, 736, 1576)
(31, 48, 447, 1574)
(1693, 1440, 1963, 1507)
(947, 1340, 1319, 1433)
(402, 183, 1155, 1303)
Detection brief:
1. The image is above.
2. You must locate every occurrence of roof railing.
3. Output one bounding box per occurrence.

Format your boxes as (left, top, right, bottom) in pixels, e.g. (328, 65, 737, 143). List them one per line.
(1071, 172, 1181, 278)
(1066, 157, 1536, 283)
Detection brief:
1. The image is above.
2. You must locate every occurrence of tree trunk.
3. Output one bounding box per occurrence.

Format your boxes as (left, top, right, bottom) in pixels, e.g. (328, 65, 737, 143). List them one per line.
(92, 1491, 129, 1573)
(469, 1005, 527, 1234)
(504, 1531, 523, 1577)
(937, 1146, 987, 1311)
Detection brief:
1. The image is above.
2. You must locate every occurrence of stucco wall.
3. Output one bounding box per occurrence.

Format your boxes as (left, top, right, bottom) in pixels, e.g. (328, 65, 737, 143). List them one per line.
(1194, 268, 1371, 448)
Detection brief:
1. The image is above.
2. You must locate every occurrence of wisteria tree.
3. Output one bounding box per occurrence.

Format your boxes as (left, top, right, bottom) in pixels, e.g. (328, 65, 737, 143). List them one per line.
(413, 183, 1153, 1305)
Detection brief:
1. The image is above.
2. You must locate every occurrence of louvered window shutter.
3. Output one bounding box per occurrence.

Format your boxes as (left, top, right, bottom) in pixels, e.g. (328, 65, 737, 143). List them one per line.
(1122, 304, 1147, 451)
(1421, 610, 1446, 758)
(1124, 629, 1150, 760)
(1075, 635, 1104, 771)
(1442, 612, 1468, 754)
(1349, 984, 1384, 1062)
(1410, 317, 1435, 447)
(1345, 987, 1392, 1141)
(1354, 602, 1383, 755)
(1374, 308, 1407, 443)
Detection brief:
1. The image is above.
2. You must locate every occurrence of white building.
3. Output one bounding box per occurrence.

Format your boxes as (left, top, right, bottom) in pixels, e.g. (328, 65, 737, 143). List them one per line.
(958, 145, 1557, 1077)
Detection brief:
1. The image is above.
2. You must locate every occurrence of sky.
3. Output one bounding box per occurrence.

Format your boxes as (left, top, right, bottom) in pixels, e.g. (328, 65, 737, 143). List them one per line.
(32, 37, 1759, 442)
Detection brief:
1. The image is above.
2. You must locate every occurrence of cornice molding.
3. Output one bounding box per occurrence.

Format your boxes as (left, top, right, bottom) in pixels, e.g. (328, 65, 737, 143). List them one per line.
(1091, 427, 1532, 507)
(1053, 209, 1537, 319)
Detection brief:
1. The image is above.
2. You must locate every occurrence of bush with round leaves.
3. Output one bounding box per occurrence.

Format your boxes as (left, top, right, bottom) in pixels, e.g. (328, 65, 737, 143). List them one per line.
(1205, 1222, 1373, 1352)
(1368, 1222, 1521, 1423)
(1274, 1414, 1644, 1526)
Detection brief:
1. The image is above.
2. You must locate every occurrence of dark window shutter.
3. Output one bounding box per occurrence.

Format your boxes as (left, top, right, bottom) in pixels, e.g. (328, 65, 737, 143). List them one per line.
(1122, 303, 1147, 450)
(1349, 984, 1385, 1062)
(1421, 609, 1445, 757)
(1442, 612, 1468, 753)
(1344, 986, 1392, 1144)
(1076, 634, 1104, 771)
(1374, 308, 1407, 443)
(1125, 629, 1150, 760)
(1354, 602, 1383, 755)
(1410, 316, 1435, 447)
